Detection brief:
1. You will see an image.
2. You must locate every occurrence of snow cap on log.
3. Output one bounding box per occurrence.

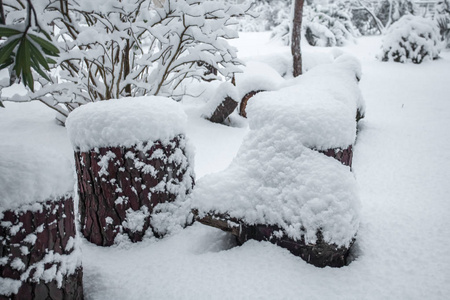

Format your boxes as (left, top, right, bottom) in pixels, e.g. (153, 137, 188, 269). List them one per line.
(0, 144, 74, 213)
(191, 130, 360, 248)
(201, 81, 239, 119)
(66, 96, 188, 152)
(235, 61, 284, 99)
(247, 55, 364, 150)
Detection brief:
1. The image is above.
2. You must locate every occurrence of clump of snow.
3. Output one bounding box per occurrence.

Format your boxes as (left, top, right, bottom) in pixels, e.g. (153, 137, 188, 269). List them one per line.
(234, 61, 285, 99)
(380, 15, 442, 64)
(0, 144, 74, 213)
(305, 22, 337, 47)
(123, 207, 150, 233)
(66, 96, 188, 152)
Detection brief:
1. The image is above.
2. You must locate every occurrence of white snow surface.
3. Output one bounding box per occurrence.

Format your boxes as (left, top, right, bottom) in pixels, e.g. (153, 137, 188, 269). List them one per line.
(1, 33, 450, 299)
(0, 144, 74, 213)
(66, 96, 187, 152)
(192, 130, 360, 246)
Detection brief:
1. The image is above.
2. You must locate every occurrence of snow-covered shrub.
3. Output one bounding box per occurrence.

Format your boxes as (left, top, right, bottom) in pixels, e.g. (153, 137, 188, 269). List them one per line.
(236, 0, 290, 32)
(0, 0, 250, 121)
(435, 0, 450, 48)
(376, 0, 416, 28)
(380, 15, 442, 64)
(304, 3, 359, 47)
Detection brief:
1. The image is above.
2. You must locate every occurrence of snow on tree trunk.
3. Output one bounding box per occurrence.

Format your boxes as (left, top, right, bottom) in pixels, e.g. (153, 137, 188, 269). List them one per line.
(0, 146, 82, 299)
(0, 197, 83, 300)
(292, 0, 305, 77)
(202, 82, 239, 124)
(74, 136, 193, 245)
(66, 97, 195, 246)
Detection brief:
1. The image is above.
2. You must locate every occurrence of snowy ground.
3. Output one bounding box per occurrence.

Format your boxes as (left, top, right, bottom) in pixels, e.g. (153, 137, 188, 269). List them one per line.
(1, 33, 450, 299)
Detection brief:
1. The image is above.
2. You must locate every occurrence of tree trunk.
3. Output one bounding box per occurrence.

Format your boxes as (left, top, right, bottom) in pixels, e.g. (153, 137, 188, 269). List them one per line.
(291, 0, 305, 77)
(318, 145, 353, 168)
(75, 136, 194, 246)
(0, 196, 83, 300)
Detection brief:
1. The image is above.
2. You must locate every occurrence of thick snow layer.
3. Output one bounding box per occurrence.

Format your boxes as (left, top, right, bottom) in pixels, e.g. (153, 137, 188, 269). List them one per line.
(66, 96, 188, 152)
(192, 130, 360, 246)
(234, 61, 284, 98)
(0, 144, 74, 213)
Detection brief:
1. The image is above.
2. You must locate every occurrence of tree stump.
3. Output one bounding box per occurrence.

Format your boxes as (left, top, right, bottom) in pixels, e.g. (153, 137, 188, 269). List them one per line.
(207, 96, 239, 124)
(67, 97, 195, 246)
(193, 211, 351, 268)
(239, 90, 264, 118)
(74, 136, 194, 246)
(0, 196, 83, 300)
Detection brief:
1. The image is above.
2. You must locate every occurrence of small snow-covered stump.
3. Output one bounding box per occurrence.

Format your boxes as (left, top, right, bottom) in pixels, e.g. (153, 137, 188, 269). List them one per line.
(203, 82, 239, 124)
(192, 55, 364, 267)
(66, 97, 195, 246)
(0, 146, 83, 299)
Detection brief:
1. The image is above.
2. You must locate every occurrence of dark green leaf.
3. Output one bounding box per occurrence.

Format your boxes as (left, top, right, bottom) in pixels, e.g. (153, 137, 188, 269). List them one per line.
(0, 38, 20, 65)
(29, 34, 59, 56)
(0, 100, 4, 108)
(28, 38, 50, 70)
(0, 26, 22, 38)
(30, 53, 51, 81)
(15, 37, 34, 91)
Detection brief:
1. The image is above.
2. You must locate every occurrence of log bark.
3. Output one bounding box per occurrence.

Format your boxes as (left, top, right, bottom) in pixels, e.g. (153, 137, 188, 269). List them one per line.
(239, 90, 264, 118)
(75, 135, 194, 246)
(0, 196, 83, 300)
(318, 145, 353, 167)
(193, 211, 352, 268)
(208, 96, 238, 124)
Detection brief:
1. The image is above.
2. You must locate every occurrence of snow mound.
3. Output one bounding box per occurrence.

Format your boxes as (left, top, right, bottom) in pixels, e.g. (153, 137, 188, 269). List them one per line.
(192, 130, 360, 247)
(66, 96, 188, 152)
(0, 144, 74, 213)
(234, 61, 284, 99)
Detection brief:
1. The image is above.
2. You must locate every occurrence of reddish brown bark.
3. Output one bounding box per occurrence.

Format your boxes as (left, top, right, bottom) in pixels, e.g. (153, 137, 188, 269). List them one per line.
(75, 135, 194, 246)
(0, 196, 83, 300)
(318, 145, 353, 167)
(208, 96, 238, 124)
(193, 211, 352, 268)
(239, 90, 264, 118)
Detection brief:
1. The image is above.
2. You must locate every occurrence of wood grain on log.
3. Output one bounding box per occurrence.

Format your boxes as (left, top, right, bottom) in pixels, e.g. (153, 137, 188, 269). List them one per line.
(0, 196, 83, 300)
(75, 135, 194, 246)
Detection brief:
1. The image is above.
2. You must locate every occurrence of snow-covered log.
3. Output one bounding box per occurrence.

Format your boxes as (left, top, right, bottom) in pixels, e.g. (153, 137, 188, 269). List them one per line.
(203, 82, 239, 124)
(191, 56, 364, 267)
(0, 146, 83, 299)
(66, 97, 195, 246)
